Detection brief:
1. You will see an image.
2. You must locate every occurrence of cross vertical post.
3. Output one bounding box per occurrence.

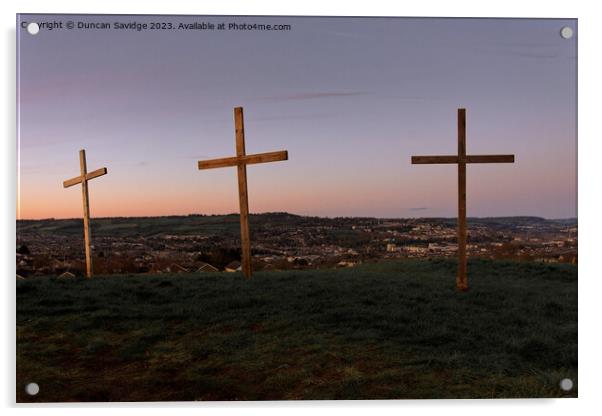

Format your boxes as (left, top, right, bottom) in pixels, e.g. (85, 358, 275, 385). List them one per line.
(197, 107, 289, 278)
(234, 107, 252, 278)
(63, 149, 108, 278)
(411, 108, 515, 291)
(457, 109, 468, 291)
(79, 150, 93, 278)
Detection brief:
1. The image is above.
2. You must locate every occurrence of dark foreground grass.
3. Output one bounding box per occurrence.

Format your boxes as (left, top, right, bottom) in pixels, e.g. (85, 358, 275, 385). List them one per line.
(16, 259, 577, 402)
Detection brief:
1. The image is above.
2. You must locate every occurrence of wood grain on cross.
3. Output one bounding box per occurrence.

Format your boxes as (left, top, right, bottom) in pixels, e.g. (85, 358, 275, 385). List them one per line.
(198, 107, 288, 278)
(411, 108, 515, 291)
(63, 149, 107, 278)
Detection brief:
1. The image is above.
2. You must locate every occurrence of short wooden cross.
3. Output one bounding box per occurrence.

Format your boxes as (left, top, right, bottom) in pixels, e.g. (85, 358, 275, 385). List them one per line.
(411, 108, 515, 291)
(198, 107, 288, 278)
(63, 149, 108, 278)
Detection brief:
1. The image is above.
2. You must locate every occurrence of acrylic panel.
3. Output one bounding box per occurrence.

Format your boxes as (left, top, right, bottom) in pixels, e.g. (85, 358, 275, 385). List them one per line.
(16, 14, 577, 402)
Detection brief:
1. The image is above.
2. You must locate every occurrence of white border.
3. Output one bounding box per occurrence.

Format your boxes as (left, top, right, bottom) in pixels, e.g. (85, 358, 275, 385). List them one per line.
(3, 1, 601, 415)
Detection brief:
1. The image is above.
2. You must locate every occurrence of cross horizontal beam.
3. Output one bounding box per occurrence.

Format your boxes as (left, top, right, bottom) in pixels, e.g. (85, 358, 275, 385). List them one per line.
(466, 155, 514, 163)
(411, 154, 514, 164)
(411, 155, 458, 164)
(63, 167, 108, 188)
(198, 150, 288, 170)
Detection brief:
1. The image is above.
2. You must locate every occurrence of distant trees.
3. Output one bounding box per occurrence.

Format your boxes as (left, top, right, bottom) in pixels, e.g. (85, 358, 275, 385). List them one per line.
(198, 248, 241, 270)
(17, 244, 30, 255)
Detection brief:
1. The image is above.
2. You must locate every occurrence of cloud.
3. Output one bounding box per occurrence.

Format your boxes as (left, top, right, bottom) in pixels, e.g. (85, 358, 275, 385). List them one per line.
(188, 155, 212, 160)
(380, 94, 443, 101)
(253, 112, 338, 122)
(481, 45, 568, 60)
(409, 207, 428, 211)
(323, 30, 372, 40)
(502, 51, 559, 59)
(256, 91, 367, 102)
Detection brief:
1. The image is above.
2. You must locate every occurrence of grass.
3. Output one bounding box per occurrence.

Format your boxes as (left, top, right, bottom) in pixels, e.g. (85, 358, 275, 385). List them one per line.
(16, 258, 577, 402)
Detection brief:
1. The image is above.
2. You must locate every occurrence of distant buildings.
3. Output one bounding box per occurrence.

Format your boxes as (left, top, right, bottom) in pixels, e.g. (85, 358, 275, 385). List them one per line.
(225, 261, 242, 272)
(16, 215, 578, 277)
(166, 263, 189, 273)
(196, 262, 219, 272)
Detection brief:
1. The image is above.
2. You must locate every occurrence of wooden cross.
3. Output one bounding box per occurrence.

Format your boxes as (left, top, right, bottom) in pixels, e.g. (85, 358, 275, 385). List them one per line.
(198, 107, 288, 278)
(411, 108, 514, 291)
(63, 149, 107, 278)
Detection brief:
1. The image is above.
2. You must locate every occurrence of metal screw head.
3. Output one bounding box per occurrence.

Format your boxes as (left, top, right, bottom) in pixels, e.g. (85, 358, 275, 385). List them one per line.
(25, 382, 39, 395)
(26, 22, 39, 35)
(560, 26, 573, 39)
(559, 378, 573, 391)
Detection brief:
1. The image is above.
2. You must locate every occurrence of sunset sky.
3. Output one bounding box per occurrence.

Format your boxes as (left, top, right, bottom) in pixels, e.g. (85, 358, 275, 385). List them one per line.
(17, 15, 577, 219)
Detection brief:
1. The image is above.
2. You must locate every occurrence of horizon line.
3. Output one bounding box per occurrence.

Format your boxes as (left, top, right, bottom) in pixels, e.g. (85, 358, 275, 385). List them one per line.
(16, 211, 578, 222)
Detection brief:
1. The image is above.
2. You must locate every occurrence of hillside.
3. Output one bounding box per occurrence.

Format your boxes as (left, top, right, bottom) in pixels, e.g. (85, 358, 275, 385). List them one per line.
(16, 213, 576, 238)
(16, 259, 577, 401)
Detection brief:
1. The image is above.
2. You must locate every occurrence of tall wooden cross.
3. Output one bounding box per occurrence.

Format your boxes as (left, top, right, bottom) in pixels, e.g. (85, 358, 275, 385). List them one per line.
(197, 107, 288, 278)
(411, 108, 515, 291)
(63, 149, 108, 278)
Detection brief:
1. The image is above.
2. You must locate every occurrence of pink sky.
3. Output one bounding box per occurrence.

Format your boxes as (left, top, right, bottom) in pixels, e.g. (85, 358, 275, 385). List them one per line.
(17, 15, 577, 219)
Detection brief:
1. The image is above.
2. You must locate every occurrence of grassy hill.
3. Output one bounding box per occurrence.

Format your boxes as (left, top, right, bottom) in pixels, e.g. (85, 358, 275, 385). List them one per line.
(16, 259, 577, 402)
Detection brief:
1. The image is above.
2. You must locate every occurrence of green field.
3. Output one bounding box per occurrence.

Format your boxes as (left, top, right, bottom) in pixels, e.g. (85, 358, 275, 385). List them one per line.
(16, 259, 577, 402)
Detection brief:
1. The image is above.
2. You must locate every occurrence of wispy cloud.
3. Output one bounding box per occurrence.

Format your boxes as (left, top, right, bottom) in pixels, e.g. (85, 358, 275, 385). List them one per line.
(185, 154, 214, 160)
(501, 51, 559, 59)
(380, 94, 444, 101)
(253, 112, 338, 122)
(323, 30, 372, 40)
(409, 207, 428, 211)
(256, 91, 368, 102)
(479, 44, 569, 60)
